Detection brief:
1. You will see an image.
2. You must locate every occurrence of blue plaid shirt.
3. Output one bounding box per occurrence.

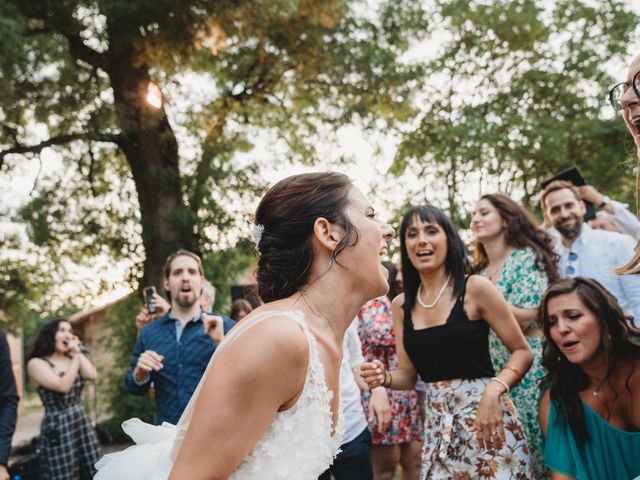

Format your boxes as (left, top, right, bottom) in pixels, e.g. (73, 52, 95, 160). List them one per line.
(125, 309, 236, 425)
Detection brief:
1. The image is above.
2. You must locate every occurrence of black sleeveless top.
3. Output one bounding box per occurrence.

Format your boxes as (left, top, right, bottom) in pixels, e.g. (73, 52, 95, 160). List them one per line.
(403, 277, 495, 382)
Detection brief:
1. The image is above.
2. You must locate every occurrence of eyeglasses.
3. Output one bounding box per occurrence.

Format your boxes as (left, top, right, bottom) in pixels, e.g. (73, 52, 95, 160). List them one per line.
(609, 70, 640, 112)
(565, 251, 578, 277)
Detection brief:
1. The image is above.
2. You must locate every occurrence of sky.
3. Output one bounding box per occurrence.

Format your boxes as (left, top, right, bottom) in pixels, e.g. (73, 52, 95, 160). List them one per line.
(1, 0, 639, 308)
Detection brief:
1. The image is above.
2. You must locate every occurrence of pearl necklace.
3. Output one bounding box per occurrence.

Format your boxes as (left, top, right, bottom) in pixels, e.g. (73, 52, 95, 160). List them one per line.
(417, 273, 451, 309)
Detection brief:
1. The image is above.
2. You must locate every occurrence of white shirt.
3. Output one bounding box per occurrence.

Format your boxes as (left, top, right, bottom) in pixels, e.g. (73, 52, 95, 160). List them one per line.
(339, 319, 368, 444)
(603, 199, 640, 240)
(556, 224, 640, 320)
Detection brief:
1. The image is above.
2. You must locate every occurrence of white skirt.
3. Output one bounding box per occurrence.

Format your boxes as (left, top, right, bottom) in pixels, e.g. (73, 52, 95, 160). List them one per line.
(94, 418, 175, 479)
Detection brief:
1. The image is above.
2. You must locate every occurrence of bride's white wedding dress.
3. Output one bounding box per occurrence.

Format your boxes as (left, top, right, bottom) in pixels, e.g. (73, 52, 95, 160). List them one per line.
(94, 310, 343, 479)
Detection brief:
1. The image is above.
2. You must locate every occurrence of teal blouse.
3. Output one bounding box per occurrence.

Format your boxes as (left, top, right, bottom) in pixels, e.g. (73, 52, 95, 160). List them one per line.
(545, 399, 640, 480)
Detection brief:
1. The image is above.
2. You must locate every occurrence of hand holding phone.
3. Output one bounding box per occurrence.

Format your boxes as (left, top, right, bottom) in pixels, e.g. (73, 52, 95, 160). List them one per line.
(144, 286, 158, 314)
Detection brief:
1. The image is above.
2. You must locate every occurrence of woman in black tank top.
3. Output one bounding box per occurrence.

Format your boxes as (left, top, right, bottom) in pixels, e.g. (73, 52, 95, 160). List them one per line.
(362, 206, 535, 479)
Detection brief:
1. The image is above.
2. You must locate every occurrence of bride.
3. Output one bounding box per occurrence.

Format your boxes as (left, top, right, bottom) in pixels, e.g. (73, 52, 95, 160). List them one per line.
(95, 172, 394, 479)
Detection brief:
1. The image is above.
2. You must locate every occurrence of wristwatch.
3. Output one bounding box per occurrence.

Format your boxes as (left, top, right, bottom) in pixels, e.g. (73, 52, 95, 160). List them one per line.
(599, 195, 610, 209)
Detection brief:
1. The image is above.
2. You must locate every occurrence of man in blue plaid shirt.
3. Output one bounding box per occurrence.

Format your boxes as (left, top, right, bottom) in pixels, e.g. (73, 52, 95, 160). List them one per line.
(125, 250, 236, 425)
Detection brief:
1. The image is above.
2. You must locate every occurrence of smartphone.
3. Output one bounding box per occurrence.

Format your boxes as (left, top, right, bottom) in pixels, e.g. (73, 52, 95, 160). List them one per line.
(144, 286, 157, 314)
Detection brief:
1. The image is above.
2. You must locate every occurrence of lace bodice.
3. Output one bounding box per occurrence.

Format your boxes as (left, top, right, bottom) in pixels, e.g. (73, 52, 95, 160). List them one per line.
(94, 310, 343, 480)
(229, 311, 343, 479)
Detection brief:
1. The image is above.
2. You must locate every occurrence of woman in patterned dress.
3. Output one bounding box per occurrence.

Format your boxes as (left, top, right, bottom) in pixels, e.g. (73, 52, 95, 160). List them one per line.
(358, 262, 423, 480)
(471, 193, 559, 479)
(26, 319, 101, 480)
(362, 205, 534, 480)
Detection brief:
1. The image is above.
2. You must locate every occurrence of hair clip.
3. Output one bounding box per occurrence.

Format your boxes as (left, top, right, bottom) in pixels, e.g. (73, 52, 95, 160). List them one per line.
(252, 224, 265, 250)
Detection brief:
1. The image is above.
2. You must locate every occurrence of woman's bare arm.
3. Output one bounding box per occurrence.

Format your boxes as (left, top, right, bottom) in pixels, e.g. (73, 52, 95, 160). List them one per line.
(467, 275, 533, 450)
(470, 276, 533, 385)
(77, 352, 97, 380)
(361, 294, 417, 390)
(169, 316, 310, 480)
(509, 304, 539, 331)
(27, 356, 81, 394)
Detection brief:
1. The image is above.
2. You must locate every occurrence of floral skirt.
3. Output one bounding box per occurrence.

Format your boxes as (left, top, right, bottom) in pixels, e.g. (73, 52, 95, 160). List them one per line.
(420, 378, 532, 480)
(362, 388, 424, 445)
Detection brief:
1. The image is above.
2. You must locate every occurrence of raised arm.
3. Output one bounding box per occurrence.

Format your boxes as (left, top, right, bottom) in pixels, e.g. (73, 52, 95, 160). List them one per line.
(70, 335, 97, 381)
(27, 354, 82, 394)
(169, 316, 310, 480)
(124, 333, 152, 395)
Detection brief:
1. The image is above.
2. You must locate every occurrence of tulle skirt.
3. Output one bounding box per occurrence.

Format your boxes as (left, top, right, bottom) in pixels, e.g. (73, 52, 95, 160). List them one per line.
(94, 418, 176, 479)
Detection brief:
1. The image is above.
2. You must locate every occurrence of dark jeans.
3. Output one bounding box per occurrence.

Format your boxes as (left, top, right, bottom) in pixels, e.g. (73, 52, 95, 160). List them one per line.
(318, 426, 373, 480)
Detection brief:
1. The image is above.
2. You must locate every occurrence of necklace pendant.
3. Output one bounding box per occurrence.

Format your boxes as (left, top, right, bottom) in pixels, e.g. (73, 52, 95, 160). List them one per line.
(592, 389, 599, 397)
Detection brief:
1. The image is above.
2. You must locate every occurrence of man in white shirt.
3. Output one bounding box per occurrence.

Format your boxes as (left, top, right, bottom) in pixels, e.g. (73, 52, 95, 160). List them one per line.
(319, 320, 390, 480)
(542, 180, 640, 320)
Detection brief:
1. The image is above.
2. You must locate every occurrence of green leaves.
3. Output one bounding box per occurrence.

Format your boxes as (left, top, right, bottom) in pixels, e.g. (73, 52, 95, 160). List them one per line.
(391, 0, 638, 214)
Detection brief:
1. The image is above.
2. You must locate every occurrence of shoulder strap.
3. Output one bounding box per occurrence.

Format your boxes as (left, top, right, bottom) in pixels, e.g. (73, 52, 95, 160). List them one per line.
(41, 357, 56, 368)
(458, 275, 470, 304)
(402, 297, 414, 332)
(169, 310, 309, 460)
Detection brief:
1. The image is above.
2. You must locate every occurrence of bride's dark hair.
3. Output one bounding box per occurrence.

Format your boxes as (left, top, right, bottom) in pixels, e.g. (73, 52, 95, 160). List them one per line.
(254, 172, 357, 303)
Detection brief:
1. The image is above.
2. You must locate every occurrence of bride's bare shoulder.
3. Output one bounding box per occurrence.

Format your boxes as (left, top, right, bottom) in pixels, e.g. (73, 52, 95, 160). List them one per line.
(222, 311, 310, 365)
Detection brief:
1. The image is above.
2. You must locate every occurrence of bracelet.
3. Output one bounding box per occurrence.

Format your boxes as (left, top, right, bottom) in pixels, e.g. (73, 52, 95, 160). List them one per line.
(383, 370, 392, 388)
(490, 377, 510, 395)
(503, 365, 521, 377)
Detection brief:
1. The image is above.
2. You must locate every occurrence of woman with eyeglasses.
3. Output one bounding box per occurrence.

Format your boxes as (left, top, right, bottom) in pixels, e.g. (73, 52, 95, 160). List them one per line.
(609, 54, 640, 158)
(610, 54, 640, 275)
(362, 205, 534, 479)
(538, 277, 640, 480)
(471, 193, 559, 479)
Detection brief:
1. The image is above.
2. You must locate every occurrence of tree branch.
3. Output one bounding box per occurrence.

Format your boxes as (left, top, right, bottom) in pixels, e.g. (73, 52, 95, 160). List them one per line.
(0, 131, 121, 170)
(23, 22, 106, 70)
(63, 33, 107, 70)
(24, 26, 51, 36)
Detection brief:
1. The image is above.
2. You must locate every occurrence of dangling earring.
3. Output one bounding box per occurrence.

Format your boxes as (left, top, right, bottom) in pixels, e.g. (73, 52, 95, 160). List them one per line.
(328, 257, 334, 269)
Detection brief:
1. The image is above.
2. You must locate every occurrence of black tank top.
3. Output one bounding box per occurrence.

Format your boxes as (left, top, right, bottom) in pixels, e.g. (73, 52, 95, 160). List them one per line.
(403, 277, 495, 382)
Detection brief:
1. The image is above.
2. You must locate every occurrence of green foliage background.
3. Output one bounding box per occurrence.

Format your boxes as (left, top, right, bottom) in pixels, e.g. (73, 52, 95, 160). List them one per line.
(0, 0, 638, 427)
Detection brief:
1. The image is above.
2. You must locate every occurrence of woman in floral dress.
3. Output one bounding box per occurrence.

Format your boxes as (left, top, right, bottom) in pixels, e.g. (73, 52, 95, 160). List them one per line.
(471, 193, 559, 479)
(358, 262, 423, 479)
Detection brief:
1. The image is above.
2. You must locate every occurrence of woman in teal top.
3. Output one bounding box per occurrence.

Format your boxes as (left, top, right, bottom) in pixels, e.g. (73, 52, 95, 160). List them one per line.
(472, 193, 559, 479)
(539, 277, 640, 480)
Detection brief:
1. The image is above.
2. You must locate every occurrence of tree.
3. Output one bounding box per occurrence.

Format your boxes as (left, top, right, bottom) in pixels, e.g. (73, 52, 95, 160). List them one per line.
(0, 0, 426, 300)
(390, 0, 639, 218)
(0, 231, 56, 332)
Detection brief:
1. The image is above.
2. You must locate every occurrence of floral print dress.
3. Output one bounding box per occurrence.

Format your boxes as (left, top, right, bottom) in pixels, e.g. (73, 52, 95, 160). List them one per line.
(480, 247, 548, 480)
(358, 297, 424, 445)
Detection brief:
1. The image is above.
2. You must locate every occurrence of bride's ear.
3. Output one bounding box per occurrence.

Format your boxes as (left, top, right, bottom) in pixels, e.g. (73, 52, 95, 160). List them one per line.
(313, 217, 344, 253)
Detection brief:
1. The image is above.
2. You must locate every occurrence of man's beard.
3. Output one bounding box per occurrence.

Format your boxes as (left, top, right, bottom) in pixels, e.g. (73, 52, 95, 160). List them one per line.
(555, 216, 582, 241)
(174, 292, 198, 309)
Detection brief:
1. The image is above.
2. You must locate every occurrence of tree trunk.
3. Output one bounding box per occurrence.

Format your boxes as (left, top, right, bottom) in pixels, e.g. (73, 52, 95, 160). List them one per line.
(106, 47, 199, 293)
